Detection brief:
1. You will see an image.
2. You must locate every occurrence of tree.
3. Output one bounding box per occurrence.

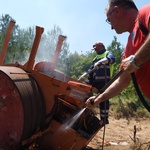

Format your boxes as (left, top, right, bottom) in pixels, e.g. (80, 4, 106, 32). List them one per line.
(67, 50, 96, 78)
(0, 14, 34, 64)
(107, 36, 124, 75)
(9, 27, 35, 64)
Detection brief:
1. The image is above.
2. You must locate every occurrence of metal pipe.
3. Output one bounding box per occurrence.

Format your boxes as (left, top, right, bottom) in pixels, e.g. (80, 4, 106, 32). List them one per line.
(25, 26, 44, 71)
(0, 20, 15, 65)
(50, 35, 66, 76)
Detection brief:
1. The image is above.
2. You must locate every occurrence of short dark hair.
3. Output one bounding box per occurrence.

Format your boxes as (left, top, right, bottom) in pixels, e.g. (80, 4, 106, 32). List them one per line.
(109, 0, 138, 10)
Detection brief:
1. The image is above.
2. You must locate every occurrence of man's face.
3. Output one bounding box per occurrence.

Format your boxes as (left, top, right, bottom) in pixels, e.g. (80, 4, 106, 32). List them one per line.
(106, 6, 115, 25)
(93, 43, 103, 53)
(106, 5, 124, 34)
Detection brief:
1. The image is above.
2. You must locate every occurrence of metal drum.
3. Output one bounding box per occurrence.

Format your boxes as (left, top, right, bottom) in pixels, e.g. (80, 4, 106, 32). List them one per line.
(0, 66, 45, 150)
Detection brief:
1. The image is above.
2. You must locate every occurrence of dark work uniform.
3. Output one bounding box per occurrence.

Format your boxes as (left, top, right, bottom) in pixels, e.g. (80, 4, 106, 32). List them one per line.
(87, 49, 116, 124)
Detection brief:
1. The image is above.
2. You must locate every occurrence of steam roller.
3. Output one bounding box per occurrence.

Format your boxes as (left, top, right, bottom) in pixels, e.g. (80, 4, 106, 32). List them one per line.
(0, 21, 102, 150)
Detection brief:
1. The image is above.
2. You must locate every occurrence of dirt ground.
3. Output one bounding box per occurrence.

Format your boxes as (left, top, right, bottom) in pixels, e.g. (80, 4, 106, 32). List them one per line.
(87, 111, 150, 150)
(27, 108, 150, 150)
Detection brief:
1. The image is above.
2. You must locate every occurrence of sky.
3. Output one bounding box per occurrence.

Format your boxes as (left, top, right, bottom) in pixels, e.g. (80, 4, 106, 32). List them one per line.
(0, 0, 149, 54)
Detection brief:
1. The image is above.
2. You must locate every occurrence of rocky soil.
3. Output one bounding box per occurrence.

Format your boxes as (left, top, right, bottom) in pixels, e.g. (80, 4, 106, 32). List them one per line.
(87, 111, 150, 150)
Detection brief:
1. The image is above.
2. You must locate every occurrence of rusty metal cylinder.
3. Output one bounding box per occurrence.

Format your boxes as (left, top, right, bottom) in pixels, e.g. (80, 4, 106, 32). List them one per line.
(0, 66, 45, 150)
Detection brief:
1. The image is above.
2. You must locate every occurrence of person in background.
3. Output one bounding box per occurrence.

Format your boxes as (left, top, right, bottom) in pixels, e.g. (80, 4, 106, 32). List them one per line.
(85, 0, 150, 109)
(79, 41, 116, 125)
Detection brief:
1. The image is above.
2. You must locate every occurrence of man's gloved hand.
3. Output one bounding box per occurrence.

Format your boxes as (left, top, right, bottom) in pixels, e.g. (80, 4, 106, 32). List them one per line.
(94, 57, 109, 68)
(78, 72, 88, 81)
(94, 61, 101, 68)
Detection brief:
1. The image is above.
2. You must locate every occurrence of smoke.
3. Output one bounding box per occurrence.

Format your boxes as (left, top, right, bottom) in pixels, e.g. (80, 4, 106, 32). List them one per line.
(35, 35, 56, 64)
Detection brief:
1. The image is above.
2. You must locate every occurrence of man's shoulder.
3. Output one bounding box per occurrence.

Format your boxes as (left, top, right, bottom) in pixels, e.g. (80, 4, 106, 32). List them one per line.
(139, 4, 150, 14)
(140, 4, 150, 10)
(138, 4, 150, 29)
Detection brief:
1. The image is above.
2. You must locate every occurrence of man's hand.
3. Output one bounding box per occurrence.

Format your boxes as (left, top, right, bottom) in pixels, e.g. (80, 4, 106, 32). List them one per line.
(85, 95, 102, 109)
(121, 55, 140, 73)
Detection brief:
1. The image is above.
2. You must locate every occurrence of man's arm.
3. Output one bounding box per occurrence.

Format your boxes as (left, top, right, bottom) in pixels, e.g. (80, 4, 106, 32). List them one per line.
(85, 70, 131, 108)
(107, 51, 116, 64)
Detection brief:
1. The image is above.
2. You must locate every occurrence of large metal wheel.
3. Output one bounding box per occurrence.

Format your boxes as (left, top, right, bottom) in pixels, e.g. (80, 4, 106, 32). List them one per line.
(0, 66, 45, 150)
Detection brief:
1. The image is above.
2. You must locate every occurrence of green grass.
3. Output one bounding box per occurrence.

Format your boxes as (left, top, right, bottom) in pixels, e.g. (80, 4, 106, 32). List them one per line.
(109, 95, 150, 119)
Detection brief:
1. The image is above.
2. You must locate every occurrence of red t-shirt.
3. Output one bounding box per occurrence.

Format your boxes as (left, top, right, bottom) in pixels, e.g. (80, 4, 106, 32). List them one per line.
(122, 4, 150, 99)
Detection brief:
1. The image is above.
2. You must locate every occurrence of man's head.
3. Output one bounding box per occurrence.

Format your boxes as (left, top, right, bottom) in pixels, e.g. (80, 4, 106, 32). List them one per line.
(105, 0, 138, 34)
(92, 41, 105, 53)
(107, 0, 138, 9)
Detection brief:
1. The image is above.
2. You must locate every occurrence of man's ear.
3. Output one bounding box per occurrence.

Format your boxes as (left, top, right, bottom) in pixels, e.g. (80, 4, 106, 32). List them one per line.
(114, 6, 121, 16)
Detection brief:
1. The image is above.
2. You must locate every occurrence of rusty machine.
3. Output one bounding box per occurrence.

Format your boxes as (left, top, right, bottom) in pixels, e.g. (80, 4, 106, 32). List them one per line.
(0, 21, 102, 150)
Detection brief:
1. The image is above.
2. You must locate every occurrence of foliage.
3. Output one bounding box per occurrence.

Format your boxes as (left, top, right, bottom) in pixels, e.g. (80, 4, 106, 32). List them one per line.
(110, 95, 150, 118)
(67, 50, 96, 78)
(0, 14, 34, 64)
(107, 36, 123, 75)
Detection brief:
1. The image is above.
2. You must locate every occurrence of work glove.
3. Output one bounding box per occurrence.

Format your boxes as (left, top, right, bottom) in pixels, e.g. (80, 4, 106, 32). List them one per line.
(78, 72, 89, 81)
(94, 57, 109, 68)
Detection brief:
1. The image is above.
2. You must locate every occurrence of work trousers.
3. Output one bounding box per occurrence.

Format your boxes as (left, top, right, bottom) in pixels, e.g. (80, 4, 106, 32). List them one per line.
(91, 81, 110, 123)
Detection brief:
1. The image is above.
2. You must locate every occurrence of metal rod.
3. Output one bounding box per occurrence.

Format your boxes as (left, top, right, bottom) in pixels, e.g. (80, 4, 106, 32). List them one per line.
(0, 20, 15, 65)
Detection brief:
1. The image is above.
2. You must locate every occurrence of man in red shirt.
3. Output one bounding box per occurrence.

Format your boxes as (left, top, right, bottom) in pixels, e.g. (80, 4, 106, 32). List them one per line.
(85, 0, 150, 108)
